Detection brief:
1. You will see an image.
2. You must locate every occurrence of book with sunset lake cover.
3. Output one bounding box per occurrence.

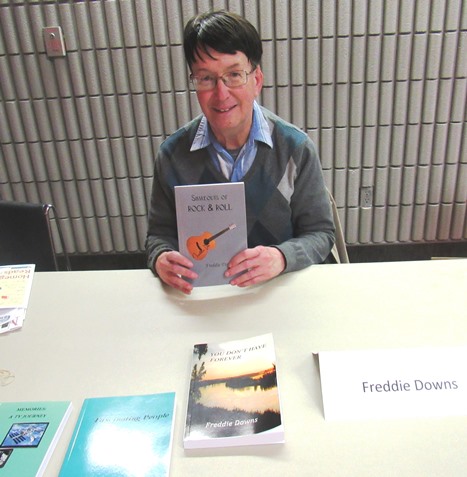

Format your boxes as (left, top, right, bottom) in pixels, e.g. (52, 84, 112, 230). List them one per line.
(174, 182, 247, 287)
(184, 333, 284, 449)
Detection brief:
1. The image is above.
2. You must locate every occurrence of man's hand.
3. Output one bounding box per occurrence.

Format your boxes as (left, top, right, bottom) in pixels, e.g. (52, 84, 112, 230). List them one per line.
(225, 246, 285, 287)
(155, 251, 198, 294)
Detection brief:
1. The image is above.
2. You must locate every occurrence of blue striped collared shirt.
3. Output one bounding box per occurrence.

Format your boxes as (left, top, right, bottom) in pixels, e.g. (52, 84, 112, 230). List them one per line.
(190, 101, 273, 182)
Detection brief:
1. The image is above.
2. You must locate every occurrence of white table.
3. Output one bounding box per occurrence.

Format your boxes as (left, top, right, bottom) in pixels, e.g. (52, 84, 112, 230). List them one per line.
(1, 259, 466, 476)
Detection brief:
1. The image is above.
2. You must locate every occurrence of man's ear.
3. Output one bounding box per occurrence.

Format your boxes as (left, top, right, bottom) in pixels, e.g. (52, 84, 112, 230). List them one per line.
(254, 65, 264, 96)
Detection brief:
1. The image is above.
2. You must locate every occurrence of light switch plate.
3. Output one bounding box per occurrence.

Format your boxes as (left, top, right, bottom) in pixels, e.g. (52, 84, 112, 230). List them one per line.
(43, 26, 66, 57)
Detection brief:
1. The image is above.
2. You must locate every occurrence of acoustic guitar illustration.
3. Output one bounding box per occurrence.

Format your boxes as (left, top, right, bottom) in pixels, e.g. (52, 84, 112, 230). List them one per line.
(187, 224, 236, 260)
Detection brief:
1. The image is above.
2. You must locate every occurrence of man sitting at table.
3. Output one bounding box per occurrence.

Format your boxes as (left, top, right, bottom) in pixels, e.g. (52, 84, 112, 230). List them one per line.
(146, 10, 335, 294)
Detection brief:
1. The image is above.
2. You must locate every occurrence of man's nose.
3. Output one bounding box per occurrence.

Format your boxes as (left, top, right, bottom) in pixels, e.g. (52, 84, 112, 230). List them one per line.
(212, 77, 230, 99)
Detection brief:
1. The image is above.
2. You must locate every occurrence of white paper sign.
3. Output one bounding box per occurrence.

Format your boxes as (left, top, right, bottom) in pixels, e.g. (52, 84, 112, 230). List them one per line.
(317, 347, 467, 420)
(0, 264, 35, 333)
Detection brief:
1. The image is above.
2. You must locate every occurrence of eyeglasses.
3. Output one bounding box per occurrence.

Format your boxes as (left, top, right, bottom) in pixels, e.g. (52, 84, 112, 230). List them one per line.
(190, 69, 255, 91)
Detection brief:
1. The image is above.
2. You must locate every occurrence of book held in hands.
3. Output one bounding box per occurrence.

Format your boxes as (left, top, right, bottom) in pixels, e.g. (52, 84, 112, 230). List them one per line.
(184, 333, 284, 449)
(59, 392, 176, 477)
(0, 400, 72, 477)
(175, 182, 247, 287)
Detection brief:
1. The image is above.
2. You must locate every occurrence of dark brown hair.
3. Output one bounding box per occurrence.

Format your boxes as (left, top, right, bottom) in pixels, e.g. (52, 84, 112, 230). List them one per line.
(183, 11, 262, 70)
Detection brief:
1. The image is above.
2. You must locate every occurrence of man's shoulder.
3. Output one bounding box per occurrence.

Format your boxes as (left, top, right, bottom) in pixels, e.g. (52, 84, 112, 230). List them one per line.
(159, 115, 203, 155)
(260, 106, 309, 141)
(260, 106, 313, 150)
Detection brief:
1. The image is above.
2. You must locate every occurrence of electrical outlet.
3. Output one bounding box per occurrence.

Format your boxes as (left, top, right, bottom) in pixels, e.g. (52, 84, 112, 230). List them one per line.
(360, 186, 373, 208)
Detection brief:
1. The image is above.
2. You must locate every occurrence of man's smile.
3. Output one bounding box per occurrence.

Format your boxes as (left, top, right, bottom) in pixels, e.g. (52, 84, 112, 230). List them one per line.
(212, 105, 237, 113)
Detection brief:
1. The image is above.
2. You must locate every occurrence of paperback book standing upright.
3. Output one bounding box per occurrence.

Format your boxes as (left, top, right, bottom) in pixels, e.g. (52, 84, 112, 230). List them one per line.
(175, 182, 247, 286)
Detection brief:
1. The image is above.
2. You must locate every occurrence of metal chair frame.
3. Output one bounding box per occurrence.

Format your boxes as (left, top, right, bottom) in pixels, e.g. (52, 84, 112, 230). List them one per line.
(328, 191, 350, 264)
(0, 200, 71, 271)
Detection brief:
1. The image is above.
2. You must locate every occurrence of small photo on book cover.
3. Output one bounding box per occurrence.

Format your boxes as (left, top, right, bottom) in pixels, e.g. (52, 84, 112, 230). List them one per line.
(1, 422, 49, 448)
(0, 448, 13, 468)
(184, 333, 284, 449)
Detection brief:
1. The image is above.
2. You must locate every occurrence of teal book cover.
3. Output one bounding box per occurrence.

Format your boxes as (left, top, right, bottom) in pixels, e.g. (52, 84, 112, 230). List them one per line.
(59, 393, 176, 477)
(0, 400, 72, 477)
(175, 182, 247, 287)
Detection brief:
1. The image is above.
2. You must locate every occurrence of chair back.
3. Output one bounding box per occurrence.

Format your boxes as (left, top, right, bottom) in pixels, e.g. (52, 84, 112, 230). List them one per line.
(0, 200, 69, 271)
(328, 191, 349, 264)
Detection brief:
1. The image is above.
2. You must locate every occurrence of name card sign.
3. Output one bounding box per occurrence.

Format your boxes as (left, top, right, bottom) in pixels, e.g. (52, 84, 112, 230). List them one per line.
(317, 347, 467, 421)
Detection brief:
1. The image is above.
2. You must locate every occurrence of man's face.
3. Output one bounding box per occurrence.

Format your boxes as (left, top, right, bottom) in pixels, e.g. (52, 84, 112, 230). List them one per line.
(191, 47, 263, 148)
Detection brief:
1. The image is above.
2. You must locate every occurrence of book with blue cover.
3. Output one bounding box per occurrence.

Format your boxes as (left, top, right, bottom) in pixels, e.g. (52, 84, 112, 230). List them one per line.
(58, 392, 176, 477)
(0, 400, 72, 477)
(175, 182, 247, 286)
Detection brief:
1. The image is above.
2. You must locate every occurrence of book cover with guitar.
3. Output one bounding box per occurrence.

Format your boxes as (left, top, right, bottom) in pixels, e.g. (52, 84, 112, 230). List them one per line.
(175, 182, 247, 286)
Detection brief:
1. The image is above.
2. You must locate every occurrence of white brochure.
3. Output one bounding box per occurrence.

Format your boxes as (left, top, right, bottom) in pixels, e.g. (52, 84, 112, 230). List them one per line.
(0, 264, 35, 333)
(317, 347, 467, 420)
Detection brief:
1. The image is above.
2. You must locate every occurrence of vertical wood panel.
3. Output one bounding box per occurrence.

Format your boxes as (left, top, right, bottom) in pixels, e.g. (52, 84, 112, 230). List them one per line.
(0, 0, 465, 256)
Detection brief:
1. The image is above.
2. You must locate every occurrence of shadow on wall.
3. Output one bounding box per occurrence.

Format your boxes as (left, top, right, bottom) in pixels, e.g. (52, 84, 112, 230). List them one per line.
(63, 253, 147, 271)
(347, 242, 467, 263)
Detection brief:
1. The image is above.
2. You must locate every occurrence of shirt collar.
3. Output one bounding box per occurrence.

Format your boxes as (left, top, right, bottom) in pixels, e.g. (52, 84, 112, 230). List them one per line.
(190, 101, 273, 151)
